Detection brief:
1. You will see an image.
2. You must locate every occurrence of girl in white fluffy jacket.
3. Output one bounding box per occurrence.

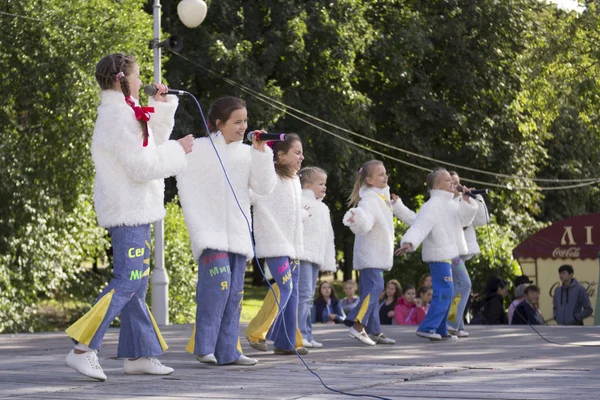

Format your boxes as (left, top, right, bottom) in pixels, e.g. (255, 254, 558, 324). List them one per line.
(246, 134, 309, 355)
(297, 167, 336, 349)
(65, 54, 192, 381)
(177, 97, 277, 366)
(446, 171, 488, 338)
(396, 168, 478, 341)
(342, 160, 407, 346)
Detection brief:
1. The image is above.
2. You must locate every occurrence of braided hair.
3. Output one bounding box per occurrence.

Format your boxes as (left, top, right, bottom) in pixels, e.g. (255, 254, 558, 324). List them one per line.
(95, 54, 148, 143)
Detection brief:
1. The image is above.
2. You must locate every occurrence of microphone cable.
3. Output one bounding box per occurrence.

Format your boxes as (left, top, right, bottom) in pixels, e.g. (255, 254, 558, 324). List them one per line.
(180, 90, 394, 400)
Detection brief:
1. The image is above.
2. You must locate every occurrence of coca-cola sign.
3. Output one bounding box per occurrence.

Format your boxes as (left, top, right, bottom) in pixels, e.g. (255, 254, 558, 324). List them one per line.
(551, 247, 581, 258)
(514, 214, 600, 260)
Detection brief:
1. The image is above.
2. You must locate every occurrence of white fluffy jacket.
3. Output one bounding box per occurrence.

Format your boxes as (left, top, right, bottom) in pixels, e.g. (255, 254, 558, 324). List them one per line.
(400, 190, 478, 262)
(176, 134, 277, 261)
(301, 190, 336, 272)
(463, 195, 489, 260)
(342, 186, 406, 271)
(252, 175, 304, 259)
(92, 90, 187, 228)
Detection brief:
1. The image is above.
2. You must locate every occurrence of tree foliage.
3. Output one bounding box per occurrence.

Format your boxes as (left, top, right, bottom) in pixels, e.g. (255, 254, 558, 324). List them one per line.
(1, 0, 599, 331)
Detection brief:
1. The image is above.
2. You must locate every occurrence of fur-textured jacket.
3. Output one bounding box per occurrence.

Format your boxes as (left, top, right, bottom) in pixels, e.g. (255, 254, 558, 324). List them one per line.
(393, 194, 488, 260)
(342, 186, 407, 271)
(463, 195, 489, 260)
(91, 90, 187, 228)
(176, 133, 277, 261)
(400, 190, 478, 262)
(301, 190, 336, 272)
(252, 175, 305, 259)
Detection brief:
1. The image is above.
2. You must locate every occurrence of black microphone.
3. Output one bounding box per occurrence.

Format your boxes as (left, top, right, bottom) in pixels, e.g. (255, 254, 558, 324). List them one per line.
(457, 185, 490, 199)
(246, 131, 288, 142)
(143, 84, 186, 96)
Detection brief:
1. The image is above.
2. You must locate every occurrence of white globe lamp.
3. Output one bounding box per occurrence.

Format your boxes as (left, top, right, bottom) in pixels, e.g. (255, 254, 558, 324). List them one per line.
(177, 0, 208, 28)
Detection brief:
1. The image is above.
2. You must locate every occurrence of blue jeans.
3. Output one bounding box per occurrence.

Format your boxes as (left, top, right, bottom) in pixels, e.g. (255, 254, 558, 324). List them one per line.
(344, 269, 384, 335)
(68, 224, 165, 358)
(418, 261, 453, 336)
(191, 249, 245, 364)
(448, 257, 471, 331)
(265, 257, 299, 351)
(298, 261, 319, 342)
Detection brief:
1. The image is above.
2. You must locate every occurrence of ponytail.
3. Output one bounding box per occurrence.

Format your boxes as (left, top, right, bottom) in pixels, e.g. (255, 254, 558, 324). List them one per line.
(347, 160, 383, 207)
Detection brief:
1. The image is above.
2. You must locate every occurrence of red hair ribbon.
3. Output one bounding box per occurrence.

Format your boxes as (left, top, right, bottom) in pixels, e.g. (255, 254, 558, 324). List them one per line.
(125, 96, 155, 147)
(266, 140, 275, 149)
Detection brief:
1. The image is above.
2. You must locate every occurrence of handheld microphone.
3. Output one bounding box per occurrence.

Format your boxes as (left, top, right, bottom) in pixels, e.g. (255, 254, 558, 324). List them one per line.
(143, 85, 186, 97)
(457, 185, 490, 199)
(246, 131, 288, 142)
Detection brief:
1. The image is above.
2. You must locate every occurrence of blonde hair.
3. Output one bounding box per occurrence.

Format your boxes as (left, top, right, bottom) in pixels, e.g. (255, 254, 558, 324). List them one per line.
(347, 160, 384, 207)
(426, 167, 448, 190)
(299, 166, 327, 187)
(272, 133, 301, 179)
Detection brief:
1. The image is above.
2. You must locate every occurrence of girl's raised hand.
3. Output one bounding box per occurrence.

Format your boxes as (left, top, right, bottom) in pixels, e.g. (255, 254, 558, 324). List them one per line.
(391, 194, 399, 204)
(151, 82, 168, 102)
(251, 129, 268, 152)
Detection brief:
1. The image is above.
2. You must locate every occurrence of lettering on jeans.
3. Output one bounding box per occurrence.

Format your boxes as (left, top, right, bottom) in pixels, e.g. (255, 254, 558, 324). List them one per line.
(128, 247, 145, 258)
(282, 270, 292, 285)
(209, 265, 231, 277)
(221, 281, 229, 291)
(444, 276, 453, 282)
(277, 262, 290, 274)
(130, 270, 142, 280)
(203, 252, 228, 265)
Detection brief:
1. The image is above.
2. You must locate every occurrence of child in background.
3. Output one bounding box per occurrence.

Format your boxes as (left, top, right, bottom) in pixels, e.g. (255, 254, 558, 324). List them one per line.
(379, 280, 402, 325)
(512, 285, 542, 325)
(419, 273, 432, 288)
(343, 159, 408, 346)
(394, 285, 426, 325)
(297, 166, 337, 348)
(341, 280, 360, 315)
(65, 54, 192, 381)
(311, 281, 346, 324)
(415, 286, 433, 312)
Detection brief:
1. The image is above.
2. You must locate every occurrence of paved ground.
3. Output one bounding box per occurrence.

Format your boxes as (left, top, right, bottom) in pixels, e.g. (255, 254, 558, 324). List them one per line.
(1, 324, 599, 399)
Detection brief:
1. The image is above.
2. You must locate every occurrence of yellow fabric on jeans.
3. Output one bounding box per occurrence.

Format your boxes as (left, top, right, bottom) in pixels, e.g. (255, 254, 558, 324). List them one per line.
(246, 283, 303, 347)
(65, 289, 115, 346)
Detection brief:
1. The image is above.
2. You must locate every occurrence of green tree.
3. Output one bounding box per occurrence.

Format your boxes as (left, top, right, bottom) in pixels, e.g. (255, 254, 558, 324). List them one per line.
(0, 0, 155, 332)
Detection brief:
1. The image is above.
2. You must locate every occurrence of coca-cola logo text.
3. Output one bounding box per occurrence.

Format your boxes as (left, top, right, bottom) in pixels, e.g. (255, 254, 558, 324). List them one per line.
(552, 247, 581, 258)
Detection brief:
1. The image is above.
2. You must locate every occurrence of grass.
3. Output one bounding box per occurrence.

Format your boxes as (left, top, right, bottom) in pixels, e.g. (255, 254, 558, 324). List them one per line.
(241, 283, 269, 323)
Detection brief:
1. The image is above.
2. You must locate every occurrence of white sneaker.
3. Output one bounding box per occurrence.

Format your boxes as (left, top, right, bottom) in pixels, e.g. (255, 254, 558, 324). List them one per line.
(302, 338, 314, 348)
(124, 357, 174, 375)
(65, 349, 107, 381)
(232, 355, 258, 366)
(447, 327, 458, 334)
(369, 333, 396, 345)
(456, 330, 469, 338)
(195, 353, 217, 364)
(309, 340, 323, 348)
(416, 331, 442, 341)
(441, 334, 458, 341)
(348, 327, 376, 346)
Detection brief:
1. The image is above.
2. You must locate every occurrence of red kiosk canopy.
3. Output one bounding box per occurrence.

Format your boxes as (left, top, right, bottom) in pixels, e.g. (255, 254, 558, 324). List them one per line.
(513, 214, 600, 260)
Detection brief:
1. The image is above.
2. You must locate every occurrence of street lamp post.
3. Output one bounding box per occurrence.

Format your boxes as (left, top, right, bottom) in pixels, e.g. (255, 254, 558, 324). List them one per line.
(150, 0, 207, 325)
